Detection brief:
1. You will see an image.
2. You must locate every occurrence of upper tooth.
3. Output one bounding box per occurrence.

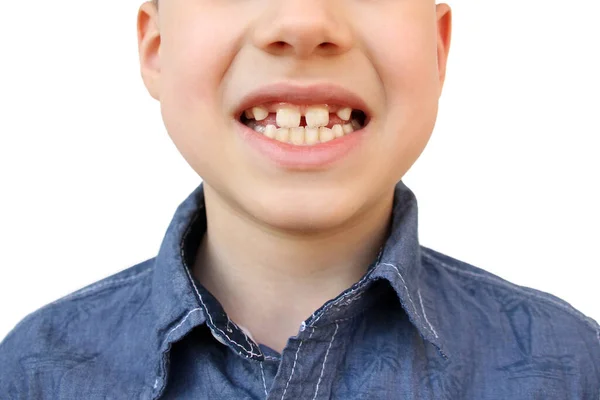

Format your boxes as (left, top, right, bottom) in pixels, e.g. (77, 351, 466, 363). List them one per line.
(336, 107, 352, 121)
(276, 106, 301, 128)
(252, 106, 268, 121)
(305, 106, 329, 128)
(244, 109, 254, 119)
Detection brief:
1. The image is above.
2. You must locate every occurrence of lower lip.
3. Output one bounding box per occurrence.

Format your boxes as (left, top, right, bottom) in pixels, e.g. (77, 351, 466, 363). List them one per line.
(236, 122, 369, 170)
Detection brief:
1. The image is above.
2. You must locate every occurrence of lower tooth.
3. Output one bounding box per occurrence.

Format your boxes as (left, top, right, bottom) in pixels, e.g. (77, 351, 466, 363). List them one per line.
(332, 124, 344, 138)
(342, 123, 354, 134)
(319, 127, 334, 143)
(264, 124, 277, 139)
(252, 124, 266, 134)
(305, 128, 319, 145)
(290, 127, 305, 145)
(275, 128, 290, 143)
(351, 119, 362, 130)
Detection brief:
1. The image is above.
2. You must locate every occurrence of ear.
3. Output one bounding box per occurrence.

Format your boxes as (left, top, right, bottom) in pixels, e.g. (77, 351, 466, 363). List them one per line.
(435, 3, 452, 94)
(137, 1, 161, 100)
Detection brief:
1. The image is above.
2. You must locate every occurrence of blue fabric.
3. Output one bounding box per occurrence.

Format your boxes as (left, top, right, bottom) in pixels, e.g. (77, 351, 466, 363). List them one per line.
(1, 180, 598, 399)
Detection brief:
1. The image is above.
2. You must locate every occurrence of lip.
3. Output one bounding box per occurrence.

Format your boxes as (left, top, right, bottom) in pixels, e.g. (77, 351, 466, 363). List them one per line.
(233, 82, 372, 119)
(233, 82, 373, 171)
(236, 120, 371, 171)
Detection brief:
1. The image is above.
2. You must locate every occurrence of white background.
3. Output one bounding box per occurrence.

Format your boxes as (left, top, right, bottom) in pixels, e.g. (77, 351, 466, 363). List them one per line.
(0, 0, 598, 341)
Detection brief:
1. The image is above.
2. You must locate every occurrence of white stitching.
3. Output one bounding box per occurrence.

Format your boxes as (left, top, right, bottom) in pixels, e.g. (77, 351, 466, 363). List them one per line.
(378, 263, 433, 336)
(260, 363, 268, 398)
(417, 289, 439, 339)
(281, 328, 315, 400)
(179, 209, 261, 358)
(164, 308, 202, 342)
(56, 267, 153, 305)
(280, 339, 303, 400)
(236, 320, 257, 352)
(310, 273, 373, 326)
(181, 258, 261, 357)
(421, 250, 600, 334)
(312, 323, 339, 400)
(307, 252, 382, 327)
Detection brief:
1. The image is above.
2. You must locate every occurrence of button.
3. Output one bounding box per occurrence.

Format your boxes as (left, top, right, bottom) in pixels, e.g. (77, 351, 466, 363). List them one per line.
(299, 321, 307, 332)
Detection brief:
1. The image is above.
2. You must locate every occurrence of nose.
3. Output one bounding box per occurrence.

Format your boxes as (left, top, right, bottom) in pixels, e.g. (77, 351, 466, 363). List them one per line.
(252, 0, 353, 58)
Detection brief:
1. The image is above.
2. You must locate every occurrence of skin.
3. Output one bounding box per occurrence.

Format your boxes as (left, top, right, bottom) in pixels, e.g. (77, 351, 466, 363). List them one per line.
(137, 0, 451, 353)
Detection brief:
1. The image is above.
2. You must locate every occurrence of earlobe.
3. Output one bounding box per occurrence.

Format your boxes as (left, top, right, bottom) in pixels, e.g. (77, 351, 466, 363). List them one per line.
(137, 1, 161, 101)
(435, 3, 452, 92)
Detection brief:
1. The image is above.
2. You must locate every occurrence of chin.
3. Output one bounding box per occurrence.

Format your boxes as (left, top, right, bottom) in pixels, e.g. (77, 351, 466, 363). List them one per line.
(267, 209, 349, 234)
(247, 191, 364, 234)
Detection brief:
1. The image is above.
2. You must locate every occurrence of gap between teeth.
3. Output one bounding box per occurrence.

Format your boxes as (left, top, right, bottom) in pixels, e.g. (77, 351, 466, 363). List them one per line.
(245, 105, 354, 128)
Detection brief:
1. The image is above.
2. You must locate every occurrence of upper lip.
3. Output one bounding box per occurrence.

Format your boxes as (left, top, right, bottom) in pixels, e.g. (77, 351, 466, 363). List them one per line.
(233, 82, 372, 120)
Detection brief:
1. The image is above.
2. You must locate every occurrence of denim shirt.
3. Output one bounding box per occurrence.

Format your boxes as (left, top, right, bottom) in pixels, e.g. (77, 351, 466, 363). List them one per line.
(1, 180, 599, 399)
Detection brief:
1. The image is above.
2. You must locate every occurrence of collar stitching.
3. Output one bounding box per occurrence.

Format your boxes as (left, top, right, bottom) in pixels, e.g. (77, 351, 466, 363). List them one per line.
(179, 207, 263, 359)
(163, 307, 203, 343)
(417, 288, 439, 339)
(379, 262, 438, 339)
(309, 268, 377, 326)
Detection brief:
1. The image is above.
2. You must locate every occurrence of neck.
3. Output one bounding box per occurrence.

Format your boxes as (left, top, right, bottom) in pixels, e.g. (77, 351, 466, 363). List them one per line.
(193, 182, 393, 353)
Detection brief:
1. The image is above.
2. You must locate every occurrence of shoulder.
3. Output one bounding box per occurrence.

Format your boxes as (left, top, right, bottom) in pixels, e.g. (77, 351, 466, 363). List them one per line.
(419, 246, 600, 382)
(420, 245, 599, 333)
(0, 258, 155, 398)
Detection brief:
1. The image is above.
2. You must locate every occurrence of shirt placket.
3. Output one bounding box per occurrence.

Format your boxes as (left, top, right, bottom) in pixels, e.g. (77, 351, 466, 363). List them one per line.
(264, 321, 345, 400)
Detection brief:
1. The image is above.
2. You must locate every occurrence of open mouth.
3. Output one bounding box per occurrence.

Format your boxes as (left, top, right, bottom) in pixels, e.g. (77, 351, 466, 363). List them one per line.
(239, 103, 369, 146)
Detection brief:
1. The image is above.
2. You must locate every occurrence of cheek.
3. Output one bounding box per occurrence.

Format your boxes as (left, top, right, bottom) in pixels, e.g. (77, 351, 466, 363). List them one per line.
(368, 23, 440, 140)
(160, 8, 246, 115)
(357, 6, 439, 103)
(158, 14, 246, 166)
(161, 31, 223, 111)
(361, 18, 439, 174)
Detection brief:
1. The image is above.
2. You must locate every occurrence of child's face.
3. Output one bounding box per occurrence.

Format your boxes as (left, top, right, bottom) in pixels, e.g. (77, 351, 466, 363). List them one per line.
(138, 0, 451, 232)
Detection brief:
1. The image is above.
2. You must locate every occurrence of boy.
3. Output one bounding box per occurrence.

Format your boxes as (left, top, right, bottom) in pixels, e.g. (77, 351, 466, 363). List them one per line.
(1, 0, 598, 398)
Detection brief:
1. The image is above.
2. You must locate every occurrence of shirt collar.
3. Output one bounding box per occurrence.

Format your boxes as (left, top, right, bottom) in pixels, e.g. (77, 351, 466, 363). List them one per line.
(369, 180, 450, 360)
(149, 179, 450, 361)
(151, 182, 208, 344)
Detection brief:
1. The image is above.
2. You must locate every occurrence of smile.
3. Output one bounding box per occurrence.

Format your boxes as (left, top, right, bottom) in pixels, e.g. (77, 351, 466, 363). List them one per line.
(240, 103, 367, 146)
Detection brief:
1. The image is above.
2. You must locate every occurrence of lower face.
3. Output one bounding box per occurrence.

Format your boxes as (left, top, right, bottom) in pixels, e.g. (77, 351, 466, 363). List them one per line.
(157, 0, 444, 233)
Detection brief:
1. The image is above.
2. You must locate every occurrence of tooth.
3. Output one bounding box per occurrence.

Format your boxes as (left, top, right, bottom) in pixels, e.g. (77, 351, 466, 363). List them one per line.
(342, 123, 353, 134)
(252, 106, 268, 121)
(244, 109, 254, 119)
(276, 106, 301, 128)
(275, 128, 290, 143)
(332, 124, 344, 138)
(351, 119, 362, 130)
(253, 124, 266, 134)
(305, 127, 319, 145)
(264, 124, 277, 139)
(318, 127, 334, 143)
(290, 127, 305, 145)
(336, 107, 352, 121)
(305, 106, 329, 128)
